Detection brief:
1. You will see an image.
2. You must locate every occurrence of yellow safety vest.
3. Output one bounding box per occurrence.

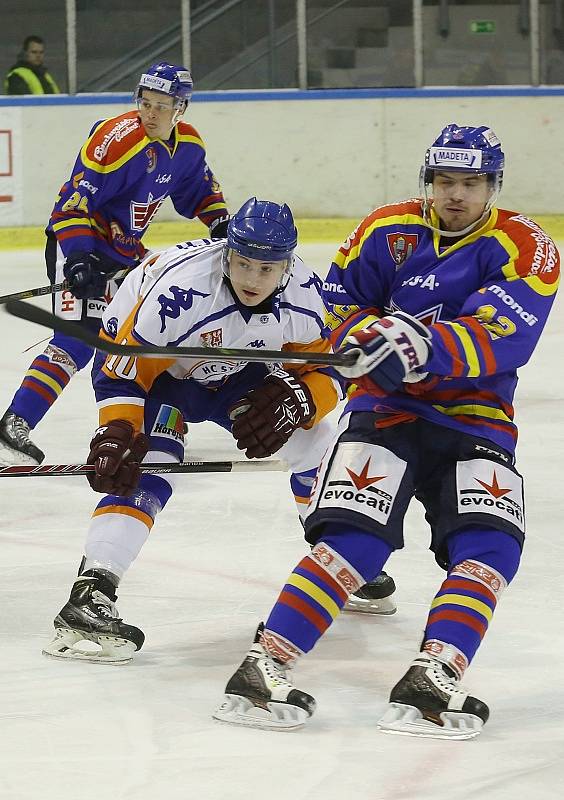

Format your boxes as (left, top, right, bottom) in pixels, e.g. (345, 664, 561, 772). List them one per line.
(4, 66, 60, 95)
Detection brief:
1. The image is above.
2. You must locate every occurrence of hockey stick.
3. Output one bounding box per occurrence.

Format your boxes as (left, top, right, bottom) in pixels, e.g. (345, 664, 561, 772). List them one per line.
(0, 268, 130, 305)
(0, 459, 287, 478)
(4, 299, 356, 368)
(0, 280, 70, 304)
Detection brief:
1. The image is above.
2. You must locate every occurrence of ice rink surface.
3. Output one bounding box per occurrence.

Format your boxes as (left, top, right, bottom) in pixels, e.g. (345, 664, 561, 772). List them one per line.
(1, 245, 563, 800)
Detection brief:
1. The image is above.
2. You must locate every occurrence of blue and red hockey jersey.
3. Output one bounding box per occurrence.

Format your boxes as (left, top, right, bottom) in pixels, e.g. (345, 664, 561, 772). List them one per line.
(47, 110, 228, 266)
(323, 200, 560, 454)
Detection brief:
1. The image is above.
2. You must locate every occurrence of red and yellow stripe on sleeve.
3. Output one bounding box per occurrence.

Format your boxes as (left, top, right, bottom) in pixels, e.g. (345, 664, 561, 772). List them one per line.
(431, 316, 497, 378)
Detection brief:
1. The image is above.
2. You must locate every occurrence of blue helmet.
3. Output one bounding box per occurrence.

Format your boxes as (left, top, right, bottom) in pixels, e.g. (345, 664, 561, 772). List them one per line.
(227, 198, 298, 262)
(424, 124, 504, 179)
(136, 62, 193, 105)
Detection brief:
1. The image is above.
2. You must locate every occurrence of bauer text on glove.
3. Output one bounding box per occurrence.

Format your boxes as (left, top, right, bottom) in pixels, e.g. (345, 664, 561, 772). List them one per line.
(229, 368, 315, 458)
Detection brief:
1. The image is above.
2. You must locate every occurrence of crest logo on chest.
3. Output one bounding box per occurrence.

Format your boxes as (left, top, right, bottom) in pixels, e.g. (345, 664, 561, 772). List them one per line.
(386, 232, 419, 266)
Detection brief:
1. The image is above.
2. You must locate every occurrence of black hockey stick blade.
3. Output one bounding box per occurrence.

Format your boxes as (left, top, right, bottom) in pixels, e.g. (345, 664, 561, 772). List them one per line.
(0, 459, 288, 478)
(4, 298, 356, 367)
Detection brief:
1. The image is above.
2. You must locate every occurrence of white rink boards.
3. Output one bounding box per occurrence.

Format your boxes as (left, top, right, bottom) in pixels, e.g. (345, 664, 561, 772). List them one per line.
(0, 246, 563, 800)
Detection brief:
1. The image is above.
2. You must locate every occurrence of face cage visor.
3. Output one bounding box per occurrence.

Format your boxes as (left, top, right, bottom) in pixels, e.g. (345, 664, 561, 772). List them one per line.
(222, 246, 294, 293)
(419, 165, 503, 237)
(134, 88, 189, 126)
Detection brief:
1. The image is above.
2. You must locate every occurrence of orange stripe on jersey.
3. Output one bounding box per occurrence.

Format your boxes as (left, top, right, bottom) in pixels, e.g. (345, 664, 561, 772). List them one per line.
(99, 403, 145, 431)
(433, 323, 466, 377)
(92, 504, 155, 529)
(459, 316, 497, 375)
(282, 338, 339, 423)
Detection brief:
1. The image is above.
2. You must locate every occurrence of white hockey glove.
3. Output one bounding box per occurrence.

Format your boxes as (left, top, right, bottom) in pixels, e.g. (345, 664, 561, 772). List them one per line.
(337, 311, 432, 396)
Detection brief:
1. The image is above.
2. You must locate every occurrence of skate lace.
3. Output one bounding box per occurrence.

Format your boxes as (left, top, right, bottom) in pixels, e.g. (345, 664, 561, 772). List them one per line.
(261, 653, 293, 687)
(7, 415, 33, 445)
(91, 590, 120, 620)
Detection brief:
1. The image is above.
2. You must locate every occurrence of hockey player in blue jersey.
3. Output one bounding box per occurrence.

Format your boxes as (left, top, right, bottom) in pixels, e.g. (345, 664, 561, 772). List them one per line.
(215, 124, 560, 738)
(0, 61, 229, 467)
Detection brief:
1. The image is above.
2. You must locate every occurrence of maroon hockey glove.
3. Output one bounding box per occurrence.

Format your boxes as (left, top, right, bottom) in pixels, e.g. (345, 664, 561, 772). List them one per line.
(87, 420, 150, 496)
(229, 368, 315, 459)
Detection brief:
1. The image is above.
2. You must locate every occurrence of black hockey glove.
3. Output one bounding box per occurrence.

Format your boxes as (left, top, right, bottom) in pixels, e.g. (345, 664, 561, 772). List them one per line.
(337, 311, 432, 396)
(229, 368, 315, 459)
(63, 251, 110, 299)
(209, 217, 229, 240)
(87, 419, 150, 496)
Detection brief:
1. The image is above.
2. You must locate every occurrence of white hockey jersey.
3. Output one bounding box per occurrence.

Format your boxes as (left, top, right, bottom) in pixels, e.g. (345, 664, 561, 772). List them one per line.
(96, 239, 341, 431)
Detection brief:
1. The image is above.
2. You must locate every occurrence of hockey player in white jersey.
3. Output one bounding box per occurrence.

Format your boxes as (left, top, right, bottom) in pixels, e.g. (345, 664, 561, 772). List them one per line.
(42, 197, 393, 663)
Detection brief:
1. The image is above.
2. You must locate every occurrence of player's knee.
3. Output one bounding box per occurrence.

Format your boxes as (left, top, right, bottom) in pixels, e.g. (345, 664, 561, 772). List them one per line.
(447, 527, 522, 584)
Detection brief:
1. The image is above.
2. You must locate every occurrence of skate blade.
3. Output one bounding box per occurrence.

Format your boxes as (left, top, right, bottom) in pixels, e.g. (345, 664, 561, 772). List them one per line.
(0, 442, 40, 467)
(42, 628, 136, 664)
(213, 694, 310, 731)
(343, 595, 397, 615)
(376, 702, 483, 740)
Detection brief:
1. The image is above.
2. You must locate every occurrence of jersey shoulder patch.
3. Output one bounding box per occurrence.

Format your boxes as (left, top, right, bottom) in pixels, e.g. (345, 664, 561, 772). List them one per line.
(175, 121, 205, 149)
(81, 111, 147, 171)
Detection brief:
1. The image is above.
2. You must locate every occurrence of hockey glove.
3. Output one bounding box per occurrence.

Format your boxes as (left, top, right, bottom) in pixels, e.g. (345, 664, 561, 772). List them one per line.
(209, 217, 229, 240)
(337, 311, 432, 396)
(229, 368, 315, 458)
(63, 251, 109, 299)
(87, 419, 150, 496)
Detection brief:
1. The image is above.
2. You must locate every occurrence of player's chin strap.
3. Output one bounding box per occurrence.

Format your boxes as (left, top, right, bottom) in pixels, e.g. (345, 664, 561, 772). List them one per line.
(420, 174, 501, 238)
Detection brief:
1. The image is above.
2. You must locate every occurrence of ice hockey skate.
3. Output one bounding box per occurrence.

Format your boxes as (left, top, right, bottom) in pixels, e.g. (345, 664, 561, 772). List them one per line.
(213, 626, 316, 730)
(0, 410, 45, 465)
(42, 569, 145, 664)
(377, 653, 489, 739)
(343, 571, 397, 615)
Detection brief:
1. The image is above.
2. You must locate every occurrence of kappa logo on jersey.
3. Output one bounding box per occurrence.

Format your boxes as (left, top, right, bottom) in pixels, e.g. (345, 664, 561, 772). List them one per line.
(386, 233, 418, 266)
(300, 274, 323, 294)
(247, 339, 266, 348)
(157, 286, 209, 332)
(130, 193, 166, 231)
(200, 328, 222, 347)
(151, 405, 185, 442)
(146, 147, 157, 174)
(456, 459, 524, 531)
(316, 442, 406, 524)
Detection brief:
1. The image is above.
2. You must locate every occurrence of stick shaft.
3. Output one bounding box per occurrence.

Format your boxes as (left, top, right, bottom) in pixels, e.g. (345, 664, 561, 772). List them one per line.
(4, 299, 355, 367)
(0, 460, 287, 478)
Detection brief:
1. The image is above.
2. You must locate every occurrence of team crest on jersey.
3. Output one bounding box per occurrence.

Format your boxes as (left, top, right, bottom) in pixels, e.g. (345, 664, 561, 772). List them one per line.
(200, 328, 222, 347)
(386, 233, 418, 266)
(151, 405, 185, 442)
(130, 192, 166, 231)
(146, 147, 157, 173)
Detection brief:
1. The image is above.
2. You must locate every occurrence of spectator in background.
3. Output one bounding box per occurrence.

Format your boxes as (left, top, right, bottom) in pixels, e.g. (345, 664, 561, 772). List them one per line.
(4, 35, 60, 95)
